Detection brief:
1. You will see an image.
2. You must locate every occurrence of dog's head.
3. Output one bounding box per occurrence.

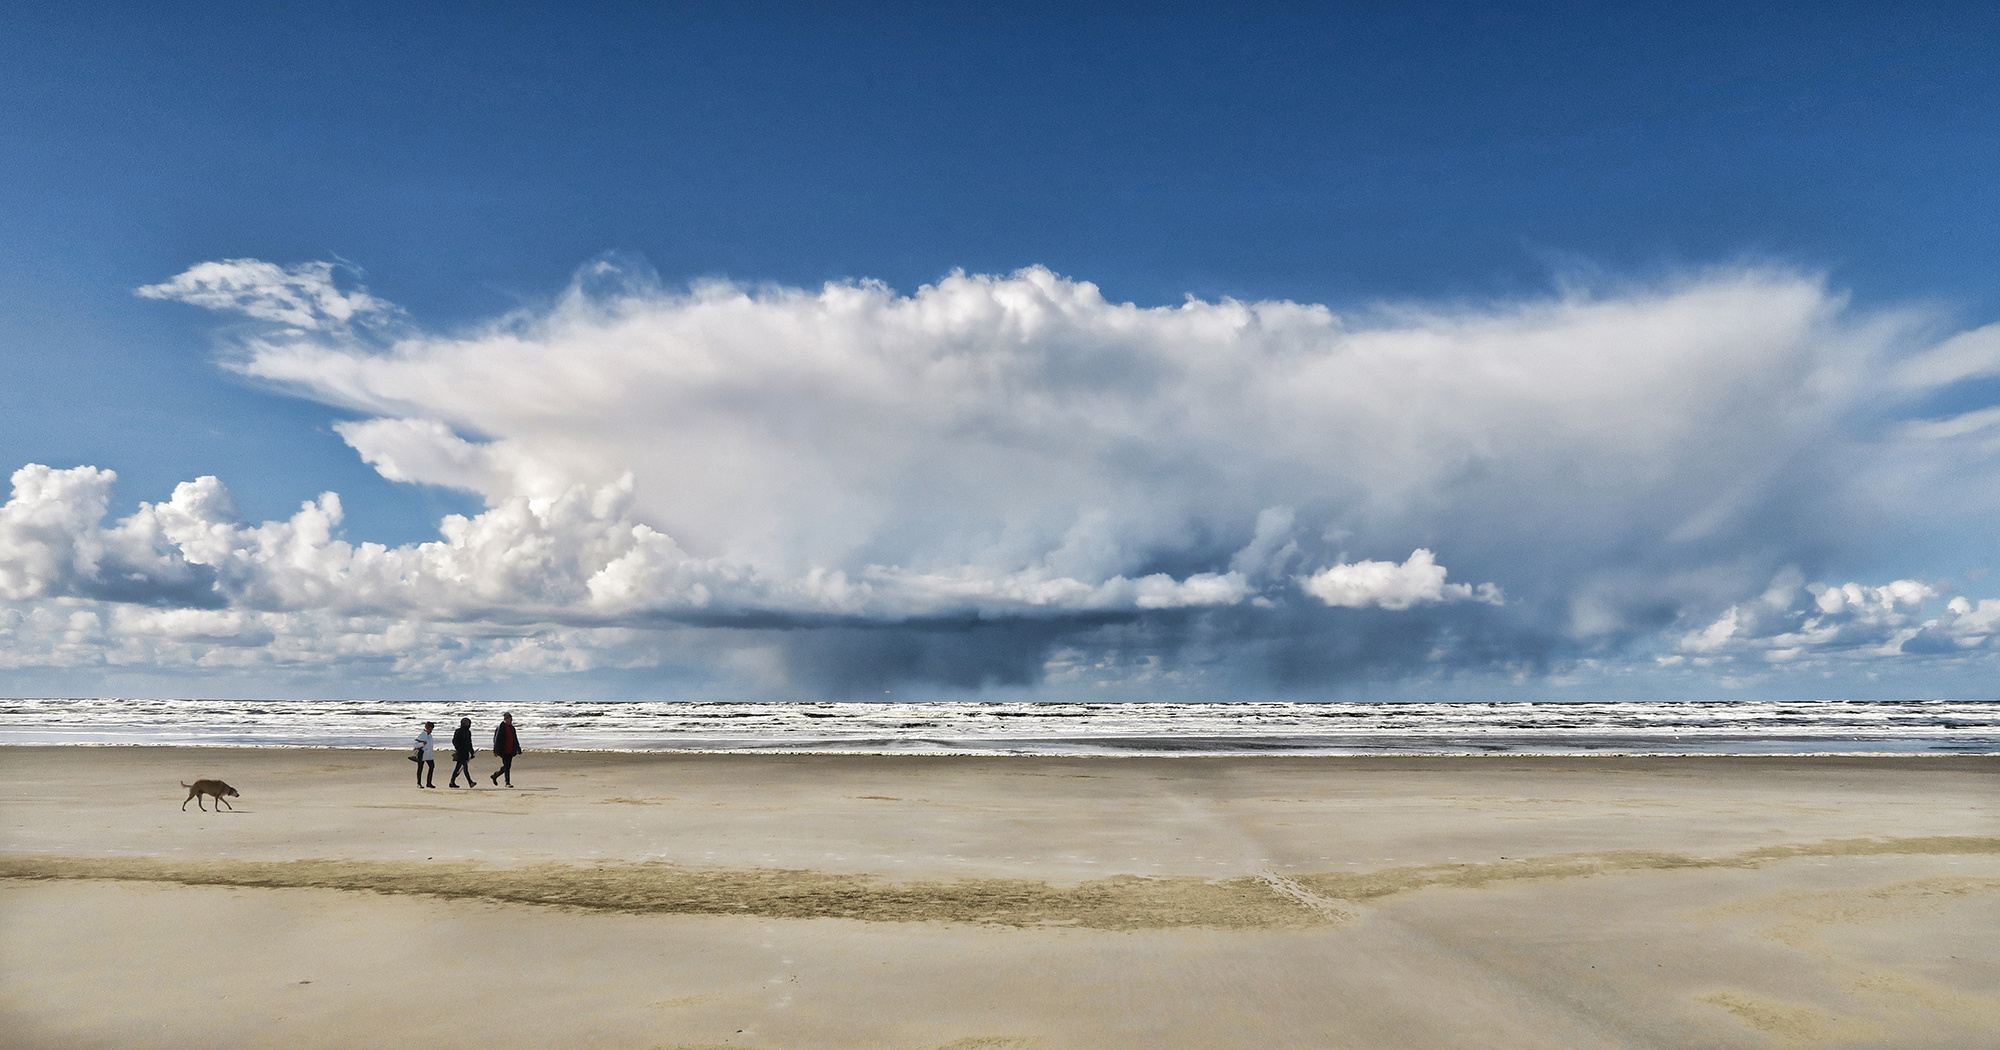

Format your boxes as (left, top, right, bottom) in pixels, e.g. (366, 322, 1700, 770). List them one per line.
(222, 783, 240, 797)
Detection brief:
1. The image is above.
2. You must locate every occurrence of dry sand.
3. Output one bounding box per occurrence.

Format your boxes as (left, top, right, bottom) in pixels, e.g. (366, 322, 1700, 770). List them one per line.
(0, 747, 1995, 1049)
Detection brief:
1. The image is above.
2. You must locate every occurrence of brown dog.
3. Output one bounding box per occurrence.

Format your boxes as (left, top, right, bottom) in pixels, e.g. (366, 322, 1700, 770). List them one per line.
(181, 779, 239, 811)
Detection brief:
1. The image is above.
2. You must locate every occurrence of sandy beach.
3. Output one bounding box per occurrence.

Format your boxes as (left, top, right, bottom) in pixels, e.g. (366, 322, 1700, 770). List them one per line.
(1, 747, 1994, 1049)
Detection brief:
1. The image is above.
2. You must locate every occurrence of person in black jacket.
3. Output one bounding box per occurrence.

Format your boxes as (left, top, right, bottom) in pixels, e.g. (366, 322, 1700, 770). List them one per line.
(447, 717, 478, 788)
(489, 711, 523, 787)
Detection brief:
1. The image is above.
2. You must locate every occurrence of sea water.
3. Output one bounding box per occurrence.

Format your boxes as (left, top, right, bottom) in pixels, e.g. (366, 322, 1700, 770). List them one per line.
(1, 697, 1995, 755)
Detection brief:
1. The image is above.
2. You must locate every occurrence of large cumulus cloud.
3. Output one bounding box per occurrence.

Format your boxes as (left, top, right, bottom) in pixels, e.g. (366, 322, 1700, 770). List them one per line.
(4, 255, 1997, 695)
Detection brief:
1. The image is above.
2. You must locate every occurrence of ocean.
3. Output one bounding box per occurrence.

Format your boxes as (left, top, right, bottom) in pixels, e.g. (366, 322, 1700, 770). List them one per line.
(1, 697, 1995, 755)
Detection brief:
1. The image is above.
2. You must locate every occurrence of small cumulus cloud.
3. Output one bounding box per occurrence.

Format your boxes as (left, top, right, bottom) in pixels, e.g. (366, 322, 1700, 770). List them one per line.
(1674, 573, 2000, 667)
(1299, 549, 1501, 610)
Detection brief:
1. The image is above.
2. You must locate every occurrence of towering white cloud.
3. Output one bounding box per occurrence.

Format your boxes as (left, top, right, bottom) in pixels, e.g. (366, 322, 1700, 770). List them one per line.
(224, 262, 1856, 602)
(1, 256, 1992, 693)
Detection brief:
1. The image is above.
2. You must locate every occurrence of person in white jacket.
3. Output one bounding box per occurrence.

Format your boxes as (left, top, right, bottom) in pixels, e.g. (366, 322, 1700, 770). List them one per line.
(413, 721, 436, 789)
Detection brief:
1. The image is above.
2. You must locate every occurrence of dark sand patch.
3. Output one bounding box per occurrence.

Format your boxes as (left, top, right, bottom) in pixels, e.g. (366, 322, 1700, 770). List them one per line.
(5, 835, 1993, 930)
(1704, 874, 2000, 951)
(1293, 835, 2000, 902)
(0, 855, 1310, 929)
(1696, 989, 1882, 1044)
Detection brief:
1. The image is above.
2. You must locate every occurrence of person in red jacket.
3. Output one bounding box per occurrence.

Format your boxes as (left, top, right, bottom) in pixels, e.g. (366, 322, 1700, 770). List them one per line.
(489, 711, 523, 787)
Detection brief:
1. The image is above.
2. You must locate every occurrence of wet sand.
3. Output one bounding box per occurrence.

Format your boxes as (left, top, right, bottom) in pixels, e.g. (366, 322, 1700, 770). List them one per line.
(1, 747, 1995, 1048)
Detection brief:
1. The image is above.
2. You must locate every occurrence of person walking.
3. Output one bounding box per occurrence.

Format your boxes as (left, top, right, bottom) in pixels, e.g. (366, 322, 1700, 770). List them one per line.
(448, 717, 478, 787)
(489, 711, 522, 787)
(413, 721, 437, 788)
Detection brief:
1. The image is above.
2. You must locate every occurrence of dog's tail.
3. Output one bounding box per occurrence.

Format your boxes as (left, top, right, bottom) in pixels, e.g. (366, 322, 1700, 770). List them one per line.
(180, 781, 191, 788)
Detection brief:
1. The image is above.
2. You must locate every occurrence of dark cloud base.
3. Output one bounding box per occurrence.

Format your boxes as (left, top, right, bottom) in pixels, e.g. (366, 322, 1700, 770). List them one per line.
(777, 613, 1139, 695)
(772, 604, 1566, 698)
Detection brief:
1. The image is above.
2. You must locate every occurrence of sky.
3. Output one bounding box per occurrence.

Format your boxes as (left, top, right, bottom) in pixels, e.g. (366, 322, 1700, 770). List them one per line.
(2, 1, 1998, 701)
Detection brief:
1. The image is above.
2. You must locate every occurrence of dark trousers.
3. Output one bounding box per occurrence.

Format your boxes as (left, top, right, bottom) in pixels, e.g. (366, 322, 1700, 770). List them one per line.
(492, 752, 514, 785)
(449, 755, 474, 785)
(417, 759, 434, 786)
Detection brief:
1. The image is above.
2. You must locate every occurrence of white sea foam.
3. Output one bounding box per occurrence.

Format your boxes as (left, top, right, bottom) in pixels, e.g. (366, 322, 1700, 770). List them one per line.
(0, 697, 1993, 755)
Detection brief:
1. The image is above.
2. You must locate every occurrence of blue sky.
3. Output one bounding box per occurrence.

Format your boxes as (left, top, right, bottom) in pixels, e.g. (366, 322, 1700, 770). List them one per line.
(3, 2, 1998, 700)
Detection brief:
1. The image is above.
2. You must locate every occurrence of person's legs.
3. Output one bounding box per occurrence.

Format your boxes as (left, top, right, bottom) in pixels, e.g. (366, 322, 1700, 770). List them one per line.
(417, 757, 426, 787)
(422, 759, 436, 788)
(449, 757, 471, 786)
(491, 753, 513, 786)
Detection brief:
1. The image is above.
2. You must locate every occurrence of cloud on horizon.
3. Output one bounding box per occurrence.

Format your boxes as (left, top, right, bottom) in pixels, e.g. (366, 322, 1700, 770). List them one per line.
(5, 255, 1999, 696)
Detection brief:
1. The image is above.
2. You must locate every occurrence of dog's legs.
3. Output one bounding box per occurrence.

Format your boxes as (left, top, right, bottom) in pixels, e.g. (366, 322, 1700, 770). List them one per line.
(219, 796, 233, 810)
